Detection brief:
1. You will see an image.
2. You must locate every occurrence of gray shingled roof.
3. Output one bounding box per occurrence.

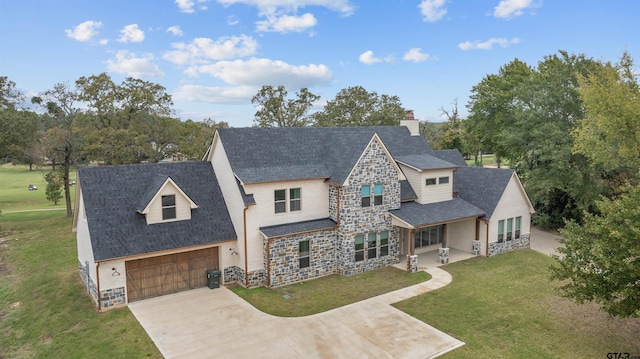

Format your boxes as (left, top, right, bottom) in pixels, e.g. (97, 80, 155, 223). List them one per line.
(454, 166, 514, 219)
(433, 149, 468, 167)
(389, 198, 486, 227)
(395, 153, 457, 170)
(259, 218, 337, 238)
(217, 126, 434, 184)
(79, 162, 236, 261)
(400, 180, 417, 201)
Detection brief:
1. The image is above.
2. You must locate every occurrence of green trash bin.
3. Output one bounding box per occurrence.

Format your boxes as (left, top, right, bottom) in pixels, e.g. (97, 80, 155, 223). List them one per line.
(207, 269, 221, 289)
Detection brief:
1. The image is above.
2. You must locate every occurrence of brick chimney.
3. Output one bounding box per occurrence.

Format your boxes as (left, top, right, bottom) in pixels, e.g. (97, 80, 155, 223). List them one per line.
(401, 110, 419, 136)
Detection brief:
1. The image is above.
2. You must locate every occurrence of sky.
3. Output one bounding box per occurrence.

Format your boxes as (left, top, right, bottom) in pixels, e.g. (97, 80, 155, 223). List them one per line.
(1, 1, 638, 127)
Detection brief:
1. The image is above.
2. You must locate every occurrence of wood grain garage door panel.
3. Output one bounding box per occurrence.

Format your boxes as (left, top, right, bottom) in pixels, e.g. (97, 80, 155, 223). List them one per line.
(126, 247, 219, 302)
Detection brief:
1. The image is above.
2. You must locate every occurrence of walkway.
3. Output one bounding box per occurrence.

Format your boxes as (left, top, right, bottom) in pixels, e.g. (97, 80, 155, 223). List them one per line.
(129, 267, 463, 359)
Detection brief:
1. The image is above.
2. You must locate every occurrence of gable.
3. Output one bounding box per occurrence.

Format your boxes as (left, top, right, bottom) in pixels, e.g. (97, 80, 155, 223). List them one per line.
(138, 177, 199, 225)
(343, 133, 405, 186)
(454, 166, 516, 219)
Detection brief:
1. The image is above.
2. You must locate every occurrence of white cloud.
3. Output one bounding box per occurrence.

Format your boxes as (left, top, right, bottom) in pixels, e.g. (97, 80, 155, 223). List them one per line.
(419, 0, 447, 22)
(106, 50, 164, 78)
(359, 50, 381, 64)
(118, 24, 145, 43)
(65, 20, 103, 42)
(458, 37, 520, 50)
(227, 15, 240, 25)
(173, 85, 255, 104)
(188, 58, 332, 88)
(99, 39, 109, 45)
(217, 0, 355, 16)
(493, 0, 538, 19)
(403, 48, 430, 62)
(167, 25, 183, 36)
(163, 35, 258, 64)
(256, 13, 317, 33)
(176, 0, 209, 13)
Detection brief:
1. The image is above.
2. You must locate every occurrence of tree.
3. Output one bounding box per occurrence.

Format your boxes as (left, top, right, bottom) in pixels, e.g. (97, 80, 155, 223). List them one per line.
(550, 185, 640, 318)
(251, 85, 319, 127)
(419, 121, 443, 149)
(572, 51, 640, 188)
(32, 82, 80, 217)
(178, 118, 228, 159)
(313, 86, 404, 127)
(438, 100, 465, 154)
(0, 77, 39, 162)
(44, 171, 64, 205)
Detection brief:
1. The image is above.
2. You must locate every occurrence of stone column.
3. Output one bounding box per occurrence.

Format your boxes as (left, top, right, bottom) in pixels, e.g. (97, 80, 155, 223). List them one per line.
(439, 247, 449, 264)
(472, 240, 481, 256)
(408, 254, 418, 273)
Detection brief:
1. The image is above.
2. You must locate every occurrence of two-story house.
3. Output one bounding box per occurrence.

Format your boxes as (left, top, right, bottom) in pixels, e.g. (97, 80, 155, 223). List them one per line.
(74, 115, 534, 311)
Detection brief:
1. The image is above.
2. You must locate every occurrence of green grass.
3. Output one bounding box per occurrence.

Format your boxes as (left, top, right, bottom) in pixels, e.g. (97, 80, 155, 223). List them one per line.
(465, 153, 510, 168)
(394, 250, 640, 358)
(0, 164, 76, 213)
(231, 266, 431, 317)
(0, 204, 160, 358)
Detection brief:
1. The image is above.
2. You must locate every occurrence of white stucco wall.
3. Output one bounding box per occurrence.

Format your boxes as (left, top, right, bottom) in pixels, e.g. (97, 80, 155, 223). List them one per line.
(98, 258, 127, 292)
(446, 219, 476, 252)
(244, 179, 330, 271)
(207, 134, 245, 271)
(487, 174, 533, 243)
(76, 191, 97, 283)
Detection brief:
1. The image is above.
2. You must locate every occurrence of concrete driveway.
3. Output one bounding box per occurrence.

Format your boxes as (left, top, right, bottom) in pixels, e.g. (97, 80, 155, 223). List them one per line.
(129, 267, 463, 359)
(529, 227, 562, 257)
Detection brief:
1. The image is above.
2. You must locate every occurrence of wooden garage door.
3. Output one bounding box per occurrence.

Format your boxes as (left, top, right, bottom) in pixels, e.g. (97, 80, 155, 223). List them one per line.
(126, 247, 219, 302)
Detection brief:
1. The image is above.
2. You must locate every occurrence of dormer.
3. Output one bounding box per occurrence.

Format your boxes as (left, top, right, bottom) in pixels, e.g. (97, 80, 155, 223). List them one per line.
(137, 175, 199, 225)
(395, 154, 457, 204)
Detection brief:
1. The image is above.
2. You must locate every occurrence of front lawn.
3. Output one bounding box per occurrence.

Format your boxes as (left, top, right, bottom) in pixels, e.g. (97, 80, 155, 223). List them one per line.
(394, 250, 639, 358)
(0, 164, 76, 212)
(231, 266, 431, 317)
(0, 211, 160, 359)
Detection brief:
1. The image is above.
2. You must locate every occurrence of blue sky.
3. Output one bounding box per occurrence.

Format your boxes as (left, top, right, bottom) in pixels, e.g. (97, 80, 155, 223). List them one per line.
(1, 0, 638, 127)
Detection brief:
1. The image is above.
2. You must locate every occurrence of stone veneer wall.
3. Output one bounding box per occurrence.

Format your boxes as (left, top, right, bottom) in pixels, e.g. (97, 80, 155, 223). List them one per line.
(78, 261, 98, 304)
(223, 266, 240, 283)
(100, 287, 126, 309)
(336, 138, 401, 276)
(266, 229, 337, 287)
(226, 266, 266, 288)
(488, 233, 530, 256)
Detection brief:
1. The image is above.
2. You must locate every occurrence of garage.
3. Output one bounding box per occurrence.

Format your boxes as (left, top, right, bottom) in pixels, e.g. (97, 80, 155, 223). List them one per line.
(126, 247, 219, 302)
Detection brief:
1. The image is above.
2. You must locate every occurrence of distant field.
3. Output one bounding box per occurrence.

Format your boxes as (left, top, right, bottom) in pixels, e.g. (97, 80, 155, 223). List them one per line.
(0, 164, 76, 212)
(465, 153, 510, 168)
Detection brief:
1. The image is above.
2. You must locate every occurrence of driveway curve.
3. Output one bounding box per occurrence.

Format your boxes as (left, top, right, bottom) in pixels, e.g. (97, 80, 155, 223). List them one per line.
(129, 267, 463, 359)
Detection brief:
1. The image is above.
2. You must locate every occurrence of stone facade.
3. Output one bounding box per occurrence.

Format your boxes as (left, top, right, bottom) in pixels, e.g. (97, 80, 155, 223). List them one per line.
(223, 266, 240, 283)
(408, 254, 418, 273)
(266, 229, 337, 287)
(439, 247, 449, 264)
(226, 265, 267, 288)
(336, 138, 401, 276)
(472, 240, 482, 256)
(488, 233, 530, 256)
(100, 287, 125, 309)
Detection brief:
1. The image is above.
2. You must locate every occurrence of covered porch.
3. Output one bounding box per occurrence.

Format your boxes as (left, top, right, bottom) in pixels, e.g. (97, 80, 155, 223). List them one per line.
(389, 198, 486, 272)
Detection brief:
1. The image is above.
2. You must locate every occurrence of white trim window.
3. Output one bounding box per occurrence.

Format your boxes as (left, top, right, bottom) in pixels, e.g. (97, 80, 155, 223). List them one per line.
(506, 218, 513, 241)
(274, 188, 302, 214)
(438, 176, 449, 184)
(355, 234, 365, 262)
(515, 216, 521, 239)
(361, 184, 384, 207)
(356, 231, 390, 262)
(299, 240, 310, 268)
(498, 220, 505, 243)
(162, 195, 176, 220)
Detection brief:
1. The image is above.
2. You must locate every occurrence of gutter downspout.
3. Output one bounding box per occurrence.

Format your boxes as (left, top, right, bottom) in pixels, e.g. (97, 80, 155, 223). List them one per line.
(336, 186, 341, 226)
(407, 228, 415, 271)
(243, 205, 249, 288)
(96, 262, 101, 312)
(482, 218, 490, 257)
(266, 237, 271, 287)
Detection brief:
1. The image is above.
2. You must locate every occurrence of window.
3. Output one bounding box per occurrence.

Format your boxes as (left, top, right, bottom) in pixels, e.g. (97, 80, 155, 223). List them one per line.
(367, 233, 377, 259)
(274, 188, 301, 213)
(162, 195, 176, 220)
(290, 188, 301, 212)
(506, 218, 513, 241)
(299, 240, 310, 268)
(379, 231, 389, 257)
(374, 184, 383, 205)
(361, 185, 371, 207)
(354, 235, 364, 262)
(413, 225, 444, 248)
(438, 176, 449, 185)
(362, 184, 383, 207)
(274, 189, 286, 213)
(426, 178, 437, 186)
(515, 217, 521, 239)
(498, 220, 505, 243)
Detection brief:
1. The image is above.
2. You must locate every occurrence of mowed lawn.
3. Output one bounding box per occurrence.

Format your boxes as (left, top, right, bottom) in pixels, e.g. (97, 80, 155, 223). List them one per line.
(0, 165, 161, 359)
(394, 250, 640, 358)
(0, 164, 76, 212)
